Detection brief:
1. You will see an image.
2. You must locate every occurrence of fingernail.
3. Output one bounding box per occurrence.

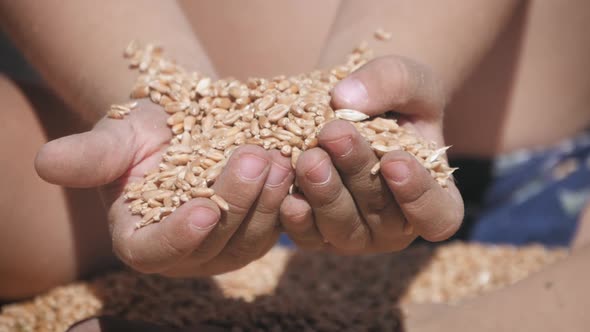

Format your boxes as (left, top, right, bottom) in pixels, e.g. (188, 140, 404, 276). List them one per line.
(324, 136, 353, 157)
(333, 78, 369, 108)
(238, 154, 268, 180)
(306, 158, 331, 184)
(189, 207, 219, 230)
(266, 162, 291, 187)
(382, 160, 410, 184)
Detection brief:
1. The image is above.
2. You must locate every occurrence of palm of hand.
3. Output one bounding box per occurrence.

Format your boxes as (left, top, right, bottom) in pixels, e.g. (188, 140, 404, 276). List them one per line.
(36, 100, 294, 276)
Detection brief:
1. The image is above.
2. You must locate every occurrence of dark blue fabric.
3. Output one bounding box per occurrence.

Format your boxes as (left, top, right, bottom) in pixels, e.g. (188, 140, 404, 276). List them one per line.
(469, 131, 590, 246)
(278, 233, 294, 247)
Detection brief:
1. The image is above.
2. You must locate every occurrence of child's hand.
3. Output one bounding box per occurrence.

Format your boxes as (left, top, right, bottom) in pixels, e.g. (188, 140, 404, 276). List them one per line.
(35, 100, 293, 276)
(280, 56, 464, 253)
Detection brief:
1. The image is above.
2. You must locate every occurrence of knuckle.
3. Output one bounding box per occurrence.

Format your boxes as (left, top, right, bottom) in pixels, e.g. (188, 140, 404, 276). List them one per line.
(226, 200, 252, 216)
(366, 190, 392, 212)
(325, 215, 368, 251)
(377, 56, 412, 104)
(399, 178, 436, 211)
(296, 153, 325, 179)
(255, 199, 279, 216)
(310, 181, 344, 208)
(430, 74, 448, 112)
(223, 185, 268, 211)
(346, 217, 369, 245)
(377, 55, 447, 116)
(392, 58, 412, 104)
(393, 159, 437, 207)
(340, 148, 374, 176)
(281, 208, 310, 225)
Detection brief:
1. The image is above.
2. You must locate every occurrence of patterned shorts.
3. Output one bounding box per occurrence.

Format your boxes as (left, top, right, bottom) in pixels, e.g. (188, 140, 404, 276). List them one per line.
(468, 130, 590, 246)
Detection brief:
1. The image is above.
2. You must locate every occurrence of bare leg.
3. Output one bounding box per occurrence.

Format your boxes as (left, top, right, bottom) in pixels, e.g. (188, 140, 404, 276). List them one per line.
(0, 76, 118, 301)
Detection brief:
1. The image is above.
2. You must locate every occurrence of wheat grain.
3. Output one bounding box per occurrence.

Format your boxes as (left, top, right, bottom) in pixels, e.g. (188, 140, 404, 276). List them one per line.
(334, 109, 370, 122)
(112, 40, 456, 227)
(210, 194, 230, 211)
(374, 28, 393, 41)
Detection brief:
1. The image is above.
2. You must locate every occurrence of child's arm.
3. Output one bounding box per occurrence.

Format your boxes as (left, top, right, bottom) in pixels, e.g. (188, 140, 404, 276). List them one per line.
(0, 0, 216, 122)
(315, 3, 588, 329)
(281, 0, 517, 253)
(3, 1, 291, 277)
(319, 0, 519, 95)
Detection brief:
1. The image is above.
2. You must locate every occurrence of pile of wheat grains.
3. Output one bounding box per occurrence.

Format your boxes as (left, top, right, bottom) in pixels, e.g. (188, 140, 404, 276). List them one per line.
(0, 243, 566, 332)
(112, 40, 455, 228)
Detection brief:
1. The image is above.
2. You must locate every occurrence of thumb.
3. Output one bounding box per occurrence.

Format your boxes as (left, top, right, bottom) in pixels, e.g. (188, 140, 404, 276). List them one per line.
(331, 55, 446, 120)
(35, 119, 136, 188)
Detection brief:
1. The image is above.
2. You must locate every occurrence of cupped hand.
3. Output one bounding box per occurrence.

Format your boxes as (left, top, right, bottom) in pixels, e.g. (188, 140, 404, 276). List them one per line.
(280, 56, 464, 253)
(35, 100, 293, 276)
